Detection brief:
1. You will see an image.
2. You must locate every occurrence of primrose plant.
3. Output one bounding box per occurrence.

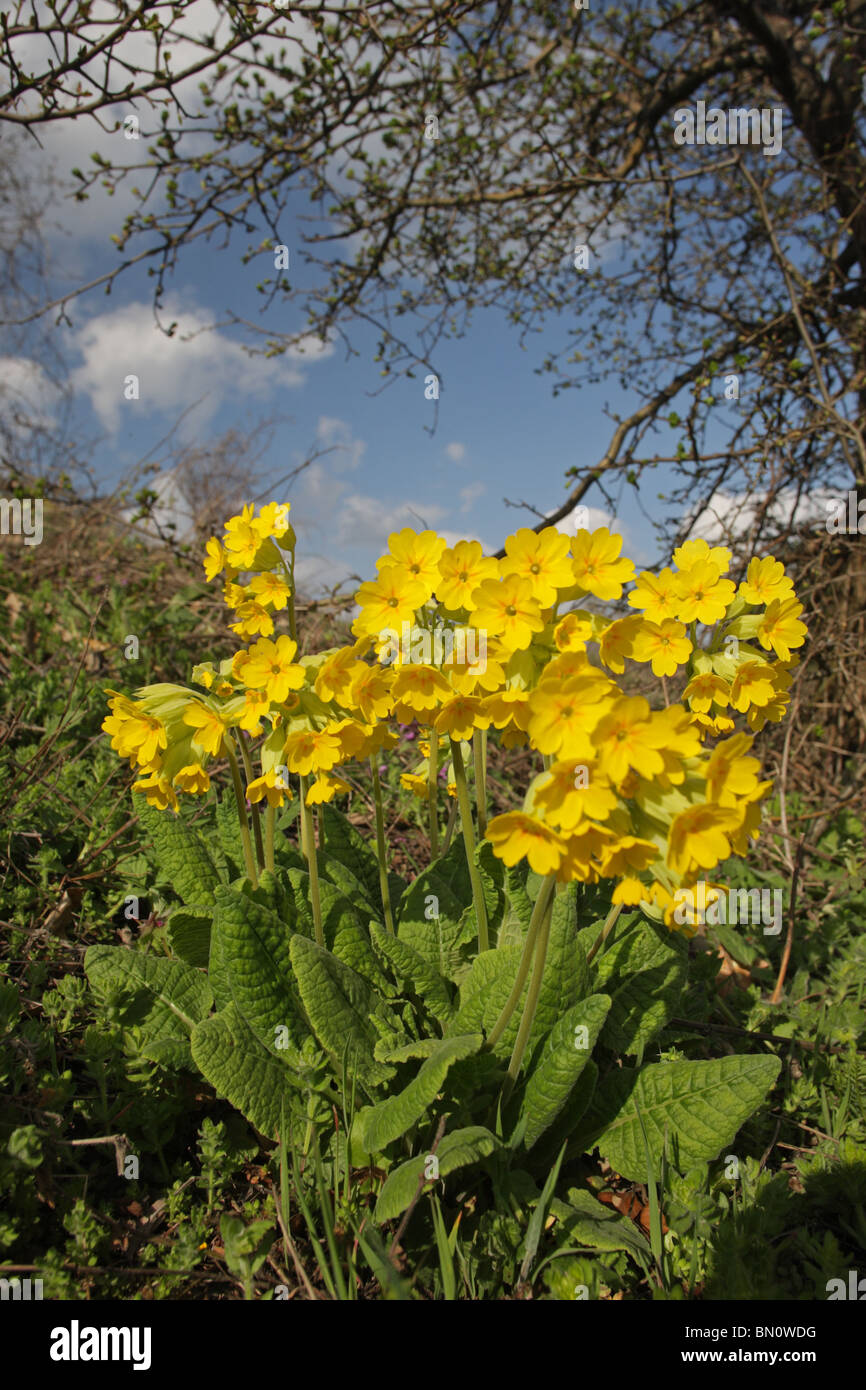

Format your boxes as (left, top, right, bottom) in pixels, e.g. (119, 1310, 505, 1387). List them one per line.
(88, 504, 805, 1248)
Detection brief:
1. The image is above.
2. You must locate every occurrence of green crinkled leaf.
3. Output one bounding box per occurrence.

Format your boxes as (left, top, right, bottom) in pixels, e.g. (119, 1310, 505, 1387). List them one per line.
(287, 868, 367, 945)
(400, 834, 475, 934)
(333, 922, 398, 997)
(520, 995, 611, 1150)
(530, 1060, 598, 1172)
(374, 1036, 444, 1063)
(358, 1034, 482, 1152)
(244, 870, 297, 930)
(446, 946, 523, 1038)
(289, 935, 395, 1090)
(208, 908, 233, 1010)
(215, 792, 245, 875)
(502, 862, 533, 941)
(374, 1126, 500, 1223)
(167, 909, 211, 969)
(370, 923, 456, 1024)
(137, 801, 223, 907)
(549, 1187, 651, 1258)
(319, 803, 383, 909)
(581, 1054, 782, 1182)
(190, 1003, 303, 1139)
(215, 885, 307, 1063)
(594, 917, 688, 1055)
(319, 852, 380, 920)
(532, 884, 591, 1041)
(84, 945, 213, 1070)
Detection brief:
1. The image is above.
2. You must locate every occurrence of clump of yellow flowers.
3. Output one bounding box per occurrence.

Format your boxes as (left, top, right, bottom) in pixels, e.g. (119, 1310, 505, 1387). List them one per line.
(102, 502, 807, 944)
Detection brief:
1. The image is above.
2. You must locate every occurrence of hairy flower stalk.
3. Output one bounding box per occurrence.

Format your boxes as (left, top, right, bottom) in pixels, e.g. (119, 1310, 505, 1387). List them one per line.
(236, 731, 265, 872)
(427, 730, 439, 859)
(474, 728, 487, 837)
(370, 757, 395, 934)
(450, 737, 489, 951)
(501, 883, 556, 1104)
(484, 874, 557, 1052)
(225, 741, 258, 888)
(299, 775, 324, 947)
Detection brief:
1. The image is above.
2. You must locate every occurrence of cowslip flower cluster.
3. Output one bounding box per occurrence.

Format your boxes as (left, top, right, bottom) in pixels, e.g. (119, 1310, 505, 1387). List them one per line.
(102, 505, 806, 934)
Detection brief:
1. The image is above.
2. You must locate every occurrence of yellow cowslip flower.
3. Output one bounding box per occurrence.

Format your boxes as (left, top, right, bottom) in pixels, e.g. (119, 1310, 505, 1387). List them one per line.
(392, 664, 452, 721)
(651, 703, 703, 759)
(283, 728, 343, 777)
(556, 822, 617, 883)
(598, 615, 642, 674)
(703, 732, 760, 806)
(437, 540, 499, 612)
(352, 564, 428, 640)
(482, 688, 531, 733)
(533, 760, 617, 832)
(223, 580, 247, 609)
(729, 661, 778, 713)
(378, 528, 447, 600)
(738, 555, 794, 606)
(500, 527, 574, 607)
(486, 812, 567, 875)
(243, 635, 306, 705)
(248, 572, 292, 611)
(729, 778, 773, 853)
(543, 650, 596, 683)
(401, 771, 430, 800)
(256, 502, 292, 545)
(553, 610, 594, 652)
(348, 664, 393, 722)
(434, 694, 491, 742)
(757, 598, 808, 662)
(593, 696, 669, 785)
(326, 717, 371, 761)
(133, 770, 178, 813)
(571, 527, 635, 601)
(231, 650, 253, 684)
(183, 702, 229, 757)
(447, 645, 506, 696)
(672, 538, 732, 574)
(631, 619, 692, 677)
(204, 537, 226, 582)
(690, 711, 736, 737)
(223, 505, 269, 570)
(315, 647, 365, 704)
(627, 567, 681, 624)
(469, 574, 545, 653)
(746, 689, 790, 733)
(674, 561, 737, 625)
(666, 803, 741, 877)
(238, 688, 272, 735)
(599, 836, 659, 878)
(102, 706, 167, 769)
(173, 763, 211, 795)
(527, 673, 618, 758)
(229, 601, 275, 639)
(682, 672, 730, 713)
(611, 875, 653, 907)
(305, 771, 351, 805)
(246, 768, 290, 808)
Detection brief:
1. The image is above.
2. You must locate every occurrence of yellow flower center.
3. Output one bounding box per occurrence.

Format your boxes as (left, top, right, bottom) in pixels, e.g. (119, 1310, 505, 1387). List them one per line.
(530, 562, 540, 574)
(388, 597, 399, 607)
(506, 604, 517, 616)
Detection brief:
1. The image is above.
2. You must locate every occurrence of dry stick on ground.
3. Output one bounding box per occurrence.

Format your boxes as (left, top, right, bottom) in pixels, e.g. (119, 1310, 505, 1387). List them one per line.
(388, 1114, 447, 1265)
(269, 1181, 321, 1300)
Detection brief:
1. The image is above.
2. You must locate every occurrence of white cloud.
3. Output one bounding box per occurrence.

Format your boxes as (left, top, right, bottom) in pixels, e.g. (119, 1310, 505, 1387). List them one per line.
(688, 488, 831, 543)
(315, 416, 366, 471)
(70, 297, 333, 431)
(445, 442, 466, 463)
(459, 481, 485, 512)
(551, 502, 622, 536)
(0, 357, 62, 432)
(334, 494, 449, 549)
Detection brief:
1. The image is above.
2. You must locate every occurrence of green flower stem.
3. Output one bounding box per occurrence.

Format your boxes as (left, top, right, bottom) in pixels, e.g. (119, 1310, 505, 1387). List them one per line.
(236, 732, 265, 872)
(427, 729, 440, 859)
(369, 757, 395, 934)
(299, 775, 324, 947)
(585, 902, 624, 966)
(441, 797, 459, 855)
(450, 738, 489, 952)
(225, 741, 259, 888)
(265, 801, 276, 874)
(484, 874, 556, 1052)
(474, 728, 487, 838)
(501, 883, 556, 1105)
